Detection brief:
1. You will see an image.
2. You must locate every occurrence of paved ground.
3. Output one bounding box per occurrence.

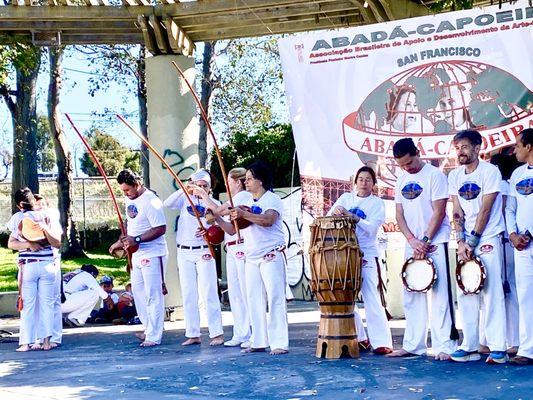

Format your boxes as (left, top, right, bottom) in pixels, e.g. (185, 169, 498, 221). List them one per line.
(0, 302, 530, 400)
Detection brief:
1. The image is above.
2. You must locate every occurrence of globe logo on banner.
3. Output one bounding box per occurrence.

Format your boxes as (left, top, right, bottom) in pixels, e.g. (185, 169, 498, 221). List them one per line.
(401, 182, 423, 200)
(458, 182, 481, 200)
(343, 61, 533, 187)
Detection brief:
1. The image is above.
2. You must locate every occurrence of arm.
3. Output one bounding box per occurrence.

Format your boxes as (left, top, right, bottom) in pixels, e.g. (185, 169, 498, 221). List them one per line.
(505, 195, 530, 251)
(231, 208, 279, 227)
(356, 199, 384, 237)
(425, 198, 447, 240)
(82, 274, 112, 300)
(472, 192, 498, 236)
(396, 203, 429, 258)
(451, 195, 472, 261)
(122, 225, 166, 249)
(193, 186, 229, 215)
(42, 224, 62, 249)
(7, 235, 44, 252)
(163, 189, 186, 210)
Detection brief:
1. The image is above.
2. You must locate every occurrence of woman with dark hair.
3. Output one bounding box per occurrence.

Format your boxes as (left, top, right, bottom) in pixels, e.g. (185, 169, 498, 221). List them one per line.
(164, 169, 224, 347)
(229, 160, 289, 355)
(7, 187, 62, 352)
(328, 166, 393, 355)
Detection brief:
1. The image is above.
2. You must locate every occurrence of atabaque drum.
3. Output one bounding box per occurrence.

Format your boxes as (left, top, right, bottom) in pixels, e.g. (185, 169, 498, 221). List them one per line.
(309, 216, 363, 359)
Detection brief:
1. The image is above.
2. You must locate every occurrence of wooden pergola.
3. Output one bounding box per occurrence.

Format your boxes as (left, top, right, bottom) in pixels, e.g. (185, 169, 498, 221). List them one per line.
(0, 0, 497, 55)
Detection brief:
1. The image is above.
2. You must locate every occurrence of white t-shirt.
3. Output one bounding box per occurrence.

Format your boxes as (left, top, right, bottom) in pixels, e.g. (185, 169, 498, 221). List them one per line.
(63, 270, 108, 300)
(164, 189, 221, 247)
(448, 160, 505, 240)
(328, 192, 384, 259)
(225, 190, 253, 243)
(507, 163, 533, 235)
(395, 163, 451, 245)
(8, 210, 61, 260)
(242, 190, 285, 259)
(125, 189, 168, 259)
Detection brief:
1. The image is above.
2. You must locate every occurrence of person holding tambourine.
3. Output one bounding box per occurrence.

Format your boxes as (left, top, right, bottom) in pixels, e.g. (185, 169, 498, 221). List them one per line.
(164, 169, 224, 347)
(328, 166, 393, 355)
(506, 128, 533, 365)
(448, 130, 507, 364)
(388, 138, 458, 361)
(7, 187, 62, 352)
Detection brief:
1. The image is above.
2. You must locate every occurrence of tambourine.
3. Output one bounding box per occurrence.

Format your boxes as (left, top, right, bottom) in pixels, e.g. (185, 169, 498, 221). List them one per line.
(401, 257, 437, 293)
(456, 257, 486, 295)
(18, 217, 48, 244)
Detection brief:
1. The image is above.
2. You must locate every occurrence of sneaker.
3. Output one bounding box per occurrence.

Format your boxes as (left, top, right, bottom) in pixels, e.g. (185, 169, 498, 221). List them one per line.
(450, 349, 481, 362)
(240, 341, 251, 349)
(373, 347, 393, 355)
(509, 355, 533, 365)
(358, 339, 371, 352)
(67, 317, 84, 327)
(486, 351, 507, 364)
(224, 339, 243, 347)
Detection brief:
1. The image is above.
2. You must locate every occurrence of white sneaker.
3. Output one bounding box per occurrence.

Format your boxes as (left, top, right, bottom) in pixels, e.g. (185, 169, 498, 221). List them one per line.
(240, 341, 251, 348)
(224, 339, 243, 347)
(67, 317, 84, 327)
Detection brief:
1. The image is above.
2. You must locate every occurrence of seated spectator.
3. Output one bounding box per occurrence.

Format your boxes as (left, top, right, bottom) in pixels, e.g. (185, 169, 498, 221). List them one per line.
(61, 264, 114, 327)
(92, 276, 120, 324)
(116, 283, 137, 324)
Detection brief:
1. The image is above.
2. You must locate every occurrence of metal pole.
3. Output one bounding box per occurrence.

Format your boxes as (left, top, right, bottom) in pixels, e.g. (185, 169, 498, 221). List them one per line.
(82, 178, 86, 248)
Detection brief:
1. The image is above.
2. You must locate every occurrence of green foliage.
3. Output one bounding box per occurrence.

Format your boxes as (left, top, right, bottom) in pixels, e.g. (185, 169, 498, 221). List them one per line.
(429, 0, 475, 11)
(209, 124, 299, 195)
(0, 40, 40, 85)
(79, 130, 137, 177)
(124, 150, 141, 174)
(210, 38, 287, 139)
(36, 115, 56, 172)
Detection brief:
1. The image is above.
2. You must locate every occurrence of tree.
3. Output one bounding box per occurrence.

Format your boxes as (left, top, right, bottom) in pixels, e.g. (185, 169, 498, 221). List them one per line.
(198, 41, 216, 168)
(124, 150, 141, 174)
(209, 123, 299, 195)
(36, 115, 56, 172)
(0, 41, 42, 211)
(48, 46, 85, 258)
(80, 130, 129, 177)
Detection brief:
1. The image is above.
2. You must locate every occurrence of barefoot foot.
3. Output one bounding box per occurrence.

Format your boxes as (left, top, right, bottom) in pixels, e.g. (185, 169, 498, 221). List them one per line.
(16, 344, 31, 352)
(241, 347, 266, 354)
(435, 352, 451, 361)
(140, 341, 158, 347)
(270, 348, 289, 355)
(209, 335, 224, 346)
(30, 343, 43, 351)
(386, 348, 416, 358)
(182, 337, 201, 346)
(135, 333, 146, 342)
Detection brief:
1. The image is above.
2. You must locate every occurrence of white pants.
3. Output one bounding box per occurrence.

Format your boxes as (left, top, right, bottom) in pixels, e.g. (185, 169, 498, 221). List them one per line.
(18, 259, 58, 345)
(514, 244, 533, 358)
(61, 289, 99, 324)
(403, 244, 457, 355)
(358, 257, 392, 348)
(246, 251, 289, 350)
(177, 248, 223, 338)
(131, 254, 166, 344)
(52, 257, 62, 343)
(354, 309, 367, 341)
(226, 243, 250, 342)
(457, 235, 507, 352)
(480, 239, 519, 348)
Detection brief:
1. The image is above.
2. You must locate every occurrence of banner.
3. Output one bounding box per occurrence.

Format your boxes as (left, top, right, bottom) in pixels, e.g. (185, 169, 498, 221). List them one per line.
(279, 1, 533, 219)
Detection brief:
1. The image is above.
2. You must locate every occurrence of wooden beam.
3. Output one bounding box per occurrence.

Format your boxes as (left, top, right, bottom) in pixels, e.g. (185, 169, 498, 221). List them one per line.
(137, 14, 159, 55)
(149, 14, 170, 54)
(164, 16, 181, 53)
(0, 20, 139, 31)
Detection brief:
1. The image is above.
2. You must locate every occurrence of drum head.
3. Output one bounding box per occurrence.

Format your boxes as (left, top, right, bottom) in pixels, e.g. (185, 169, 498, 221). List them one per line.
(402, 258, 436, 292)
(458, 259, 485, 294)
(19, 217, 46, 242)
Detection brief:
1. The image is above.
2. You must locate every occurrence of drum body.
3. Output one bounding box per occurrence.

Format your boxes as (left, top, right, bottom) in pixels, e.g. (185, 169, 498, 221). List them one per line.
(456, 258, 486, 295)
(401, 257, 437, 293)
(309, 216, 363, 358)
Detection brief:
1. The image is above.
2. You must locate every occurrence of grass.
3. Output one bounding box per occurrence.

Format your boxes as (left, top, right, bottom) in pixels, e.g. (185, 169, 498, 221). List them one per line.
(0, 247, 130, 292)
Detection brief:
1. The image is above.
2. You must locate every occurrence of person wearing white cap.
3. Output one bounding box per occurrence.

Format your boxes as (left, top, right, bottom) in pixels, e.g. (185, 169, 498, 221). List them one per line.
(109, 169, 168, 347)
(164, 169, 224, 346)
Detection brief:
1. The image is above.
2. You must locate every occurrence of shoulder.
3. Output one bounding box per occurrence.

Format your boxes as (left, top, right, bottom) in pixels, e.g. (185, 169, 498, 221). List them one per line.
(509, 164, 526, 182)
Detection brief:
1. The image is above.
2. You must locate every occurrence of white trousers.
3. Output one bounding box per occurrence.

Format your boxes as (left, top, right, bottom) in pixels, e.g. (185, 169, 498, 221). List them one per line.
(403, 243, 457, 355)
(61, 289, 99, 323)
(514, 244, 533, 358)
(18, 259, 58, 345)
(52, 257, 62, 343)
(354, 309, 367, 341)
(246, 251, 289, 350)
(480, 239, 519, 348)
(358, 257, 392, 348)
(177, 248, 223, 338)
(131, 254, 167, 344)
(226, 243, 250, 342)
(457, 235, 507, 352)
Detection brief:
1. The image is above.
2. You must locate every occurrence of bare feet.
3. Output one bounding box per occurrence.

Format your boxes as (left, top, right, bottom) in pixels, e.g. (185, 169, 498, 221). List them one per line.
(42, 338, 52, 351)
(209, 335, 224, 346)
(478, 344, 490, 354)
(386, 348, 416, 357)
(270, 348, 289, 355)
(16, 344, 31, 352)
(30, 343, 43, 351)
(507, 346, 519, 355)
(435, 352, 451, 361)
(140, 341, 158, 347)
(135, 333, 146, 342)
(182, 337, 201, 346)
(241, 347, 266, 354)
(49, 343, 59, 349)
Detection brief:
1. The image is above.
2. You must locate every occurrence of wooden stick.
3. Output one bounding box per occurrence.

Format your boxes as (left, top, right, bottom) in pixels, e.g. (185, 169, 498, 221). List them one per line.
(65, 113, 132, 274)
(170, 61, 241, 241)
(115, 114, 216, 258)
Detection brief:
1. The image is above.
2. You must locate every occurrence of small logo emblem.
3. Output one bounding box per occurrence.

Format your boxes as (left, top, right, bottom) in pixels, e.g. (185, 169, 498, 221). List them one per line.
(235, 251, 245, 260)
(127, 204, 138, 218)
(401, 182, 423, 200)
(348, 207, 367, 220)
(263, 252, 276, 262)
(140, 258, 150, 266)
(202, 253, 213, 261)
(480, 244, 493, 253)
(428, 245, 438, 253)
(459, 182, 481, 200)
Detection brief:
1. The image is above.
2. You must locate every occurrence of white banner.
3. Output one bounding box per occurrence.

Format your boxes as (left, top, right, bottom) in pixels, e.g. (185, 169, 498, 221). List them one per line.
(279, 1, 533, 217)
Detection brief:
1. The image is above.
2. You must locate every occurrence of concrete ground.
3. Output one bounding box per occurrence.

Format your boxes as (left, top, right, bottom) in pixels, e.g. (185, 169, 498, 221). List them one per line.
(0, 302, 530, 400)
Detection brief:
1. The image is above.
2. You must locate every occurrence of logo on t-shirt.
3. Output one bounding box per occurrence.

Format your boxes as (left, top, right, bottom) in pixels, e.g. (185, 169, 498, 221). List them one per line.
(127, 204, 138, 218)
(348, 207, 366, 219)
(250, 205, 263, 214)
(187, 204, 206, 217)
(401, 182, 423, 200)
(458, 182, 481, 200)
(516, 178, 533, 196)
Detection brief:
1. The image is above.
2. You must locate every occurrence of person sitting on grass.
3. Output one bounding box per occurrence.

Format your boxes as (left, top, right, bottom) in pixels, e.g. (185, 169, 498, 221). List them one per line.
(91, 275, 120, 324)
